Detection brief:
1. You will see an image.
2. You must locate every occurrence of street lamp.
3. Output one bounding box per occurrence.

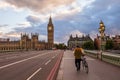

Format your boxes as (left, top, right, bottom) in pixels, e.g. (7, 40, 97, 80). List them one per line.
(99, 20, 105, 60)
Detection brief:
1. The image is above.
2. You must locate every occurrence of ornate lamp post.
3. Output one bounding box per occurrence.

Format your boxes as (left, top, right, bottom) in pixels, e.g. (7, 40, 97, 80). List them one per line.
(99, 20, 105, 60)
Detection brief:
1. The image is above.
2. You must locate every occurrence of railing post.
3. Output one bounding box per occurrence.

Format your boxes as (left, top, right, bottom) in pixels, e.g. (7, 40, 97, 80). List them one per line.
(101, 51, 102, 60)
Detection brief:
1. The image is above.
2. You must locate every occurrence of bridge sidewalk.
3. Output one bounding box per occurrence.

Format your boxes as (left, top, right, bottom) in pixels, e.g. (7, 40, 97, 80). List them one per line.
(56, 50, 120, 80)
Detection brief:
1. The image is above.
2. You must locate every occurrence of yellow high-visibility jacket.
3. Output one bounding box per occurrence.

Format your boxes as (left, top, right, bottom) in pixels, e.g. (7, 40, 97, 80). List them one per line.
(74, 48, 84, 59)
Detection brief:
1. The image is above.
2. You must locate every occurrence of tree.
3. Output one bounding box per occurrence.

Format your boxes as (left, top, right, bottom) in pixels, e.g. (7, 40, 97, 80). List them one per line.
(55, 43, 67, 49)
(105, 40, 114, 50)
(82, 41, 95, 50)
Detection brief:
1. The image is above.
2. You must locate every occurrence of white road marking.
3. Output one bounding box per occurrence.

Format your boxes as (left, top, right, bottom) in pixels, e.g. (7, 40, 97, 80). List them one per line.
(0, 52, 50, 70)
(26, 68, 42, 80)
(45, 60, 51, 65)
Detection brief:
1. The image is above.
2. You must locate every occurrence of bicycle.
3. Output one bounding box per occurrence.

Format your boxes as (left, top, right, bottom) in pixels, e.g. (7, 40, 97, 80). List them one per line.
(81, 56, 89, 73)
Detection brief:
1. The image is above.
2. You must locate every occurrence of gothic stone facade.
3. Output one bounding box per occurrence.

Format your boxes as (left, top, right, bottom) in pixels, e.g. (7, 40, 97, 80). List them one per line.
(0, 33, 46, 51)
(67, 34, 92, 49)
(0, 16, 54, 51)
(112, 35, 120, 49)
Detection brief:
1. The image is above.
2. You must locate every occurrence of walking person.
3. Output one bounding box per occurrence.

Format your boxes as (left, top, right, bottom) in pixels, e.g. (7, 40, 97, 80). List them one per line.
(74, 45, 85, 71)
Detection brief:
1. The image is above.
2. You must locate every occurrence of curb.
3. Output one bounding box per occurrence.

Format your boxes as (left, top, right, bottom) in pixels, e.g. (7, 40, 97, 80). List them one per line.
(56, 52, 64, 80)
(47, 51, 64, 80)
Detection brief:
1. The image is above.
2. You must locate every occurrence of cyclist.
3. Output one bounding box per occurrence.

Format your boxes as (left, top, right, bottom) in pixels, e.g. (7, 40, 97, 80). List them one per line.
(74, 45, 85, 71)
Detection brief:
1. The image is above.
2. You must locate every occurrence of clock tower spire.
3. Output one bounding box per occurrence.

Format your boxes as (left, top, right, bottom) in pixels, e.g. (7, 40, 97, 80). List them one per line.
(48, 16, 53, 25)
(47, 16, 54, 49)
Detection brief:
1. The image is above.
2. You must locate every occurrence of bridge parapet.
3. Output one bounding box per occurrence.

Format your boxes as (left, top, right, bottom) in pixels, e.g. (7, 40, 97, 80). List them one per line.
(85, 50, 120, 66)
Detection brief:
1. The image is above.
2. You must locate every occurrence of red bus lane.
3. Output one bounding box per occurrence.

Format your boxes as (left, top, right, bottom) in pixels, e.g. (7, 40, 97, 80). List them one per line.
(47, 52, 63, 80)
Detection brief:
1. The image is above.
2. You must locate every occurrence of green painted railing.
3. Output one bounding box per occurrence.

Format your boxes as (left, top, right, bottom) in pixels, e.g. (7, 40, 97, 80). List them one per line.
(85, 51, 98, 58)
(85, 50, 120, 66)
(102, 54, 120, 66)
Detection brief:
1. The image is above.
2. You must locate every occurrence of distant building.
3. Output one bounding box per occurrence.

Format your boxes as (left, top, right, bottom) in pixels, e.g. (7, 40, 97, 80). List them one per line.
(94, 34, 111, 50)
(67, 34, 92, 49)
(0, 16, 54, 51)
(112, 35, 120, 49)
(0, 33, 46, 51)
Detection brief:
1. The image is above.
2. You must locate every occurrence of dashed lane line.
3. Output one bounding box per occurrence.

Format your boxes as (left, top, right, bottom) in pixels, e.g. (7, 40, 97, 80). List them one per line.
(26, 67, 42, 80)
(45, 59, 51, 65)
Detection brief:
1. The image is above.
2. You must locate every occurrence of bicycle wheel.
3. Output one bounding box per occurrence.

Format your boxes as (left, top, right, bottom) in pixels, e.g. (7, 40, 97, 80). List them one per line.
(82, 61, 85, 69)
(84, 63, 89, 73)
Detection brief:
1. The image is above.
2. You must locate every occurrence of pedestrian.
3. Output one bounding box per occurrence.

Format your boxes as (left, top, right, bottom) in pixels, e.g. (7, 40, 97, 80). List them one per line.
(74, 45, 85, 71)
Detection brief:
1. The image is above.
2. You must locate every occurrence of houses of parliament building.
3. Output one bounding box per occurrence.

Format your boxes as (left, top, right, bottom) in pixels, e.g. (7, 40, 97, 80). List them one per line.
(0, 16, 54, 51)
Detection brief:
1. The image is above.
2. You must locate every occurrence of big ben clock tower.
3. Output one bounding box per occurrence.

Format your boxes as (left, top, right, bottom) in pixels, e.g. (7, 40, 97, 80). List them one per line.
(47, 16, 54, 49)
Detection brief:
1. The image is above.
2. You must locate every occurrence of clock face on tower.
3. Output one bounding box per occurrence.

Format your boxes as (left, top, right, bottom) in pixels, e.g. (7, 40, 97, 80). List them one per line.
(48, 26, 52, 30)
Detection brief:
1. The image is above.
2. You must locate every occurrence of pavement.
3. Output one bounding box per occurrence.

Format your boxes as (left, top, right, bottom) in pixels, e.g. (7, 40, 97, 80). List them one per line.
(56, 50, 120, 80)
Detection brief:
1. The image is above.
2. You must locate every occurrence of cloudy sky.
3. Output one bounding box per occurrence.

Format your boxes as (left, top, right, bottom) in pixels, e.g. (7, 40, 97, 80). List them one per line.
(0, 0, 120, 44)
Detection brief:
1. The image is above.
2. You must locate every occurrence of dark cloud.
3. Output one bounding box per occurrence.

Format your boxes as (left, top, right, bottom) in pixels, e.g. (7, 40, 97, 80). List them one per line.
(53, 0, 120, 42)
(14, 22, 47, 35)
(67, 0, 120, 35)
(26, 15, 41, 26)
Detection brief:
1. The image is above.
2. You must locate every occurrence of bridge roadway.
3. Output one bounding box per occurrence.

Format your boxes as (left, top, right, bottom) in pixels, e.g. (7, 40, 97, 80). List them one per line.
(57, 50, 120, 80)
(0, 50, 63, 80)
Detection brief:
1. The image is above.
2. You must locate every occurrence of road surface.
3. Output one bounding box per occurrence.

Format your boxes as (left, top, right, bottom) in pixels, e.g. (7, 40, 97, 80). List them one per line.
(0, 50, 63, 80)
